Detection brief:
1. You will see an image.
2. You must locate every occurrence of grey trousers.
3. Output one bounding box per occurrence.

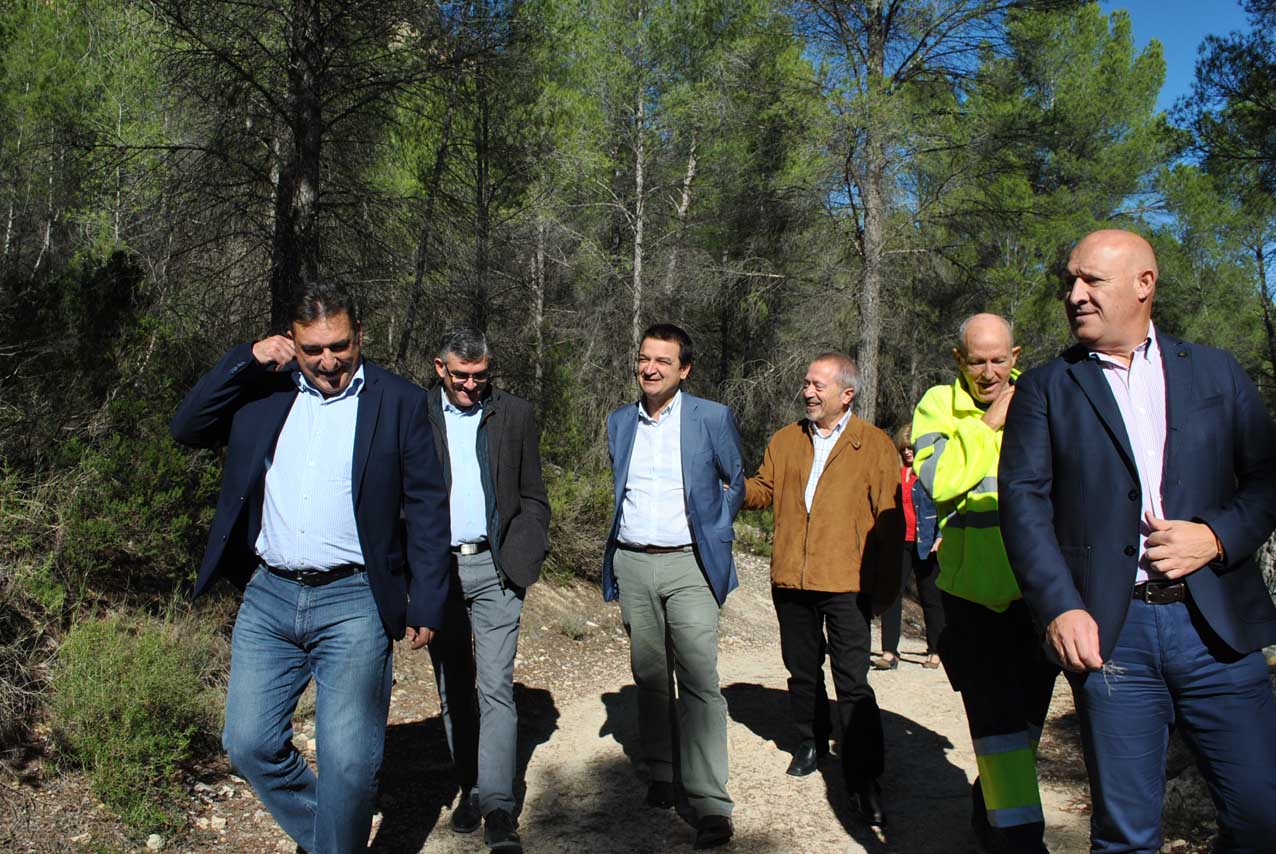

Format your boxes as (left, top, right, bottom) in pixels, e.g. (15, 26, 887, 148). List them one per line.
(429, 551, 525, 815)
(614, 547, 732, 818)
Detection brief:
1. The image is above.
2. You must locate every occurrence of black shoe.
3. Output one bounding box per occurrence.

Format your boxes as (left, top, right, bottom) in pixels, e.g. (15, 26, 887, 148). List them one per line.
(483, 808, 523, 853)
(855, 780, 886, 827)
(694, 814, 734, 849)
(451, 790, 481, 834)
(785, 739, 824, 777)
(646, 779, 677, 808)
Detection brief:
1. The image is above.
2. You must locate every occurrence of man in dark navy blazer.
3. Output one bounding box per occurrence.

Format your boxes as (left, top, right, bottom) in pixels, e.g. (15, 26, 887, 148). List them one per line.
(171, 284, 451, 854)
(603, 323, 744, 850)
(1000, 230, 1276, 853)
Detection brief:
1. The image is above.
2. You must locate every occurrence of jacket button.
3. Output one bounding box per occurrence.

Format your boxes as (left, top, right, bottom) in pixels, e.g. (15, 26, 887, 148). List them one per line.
(1128, 489, 1138, 501)
(1124, 545, 1136, 556)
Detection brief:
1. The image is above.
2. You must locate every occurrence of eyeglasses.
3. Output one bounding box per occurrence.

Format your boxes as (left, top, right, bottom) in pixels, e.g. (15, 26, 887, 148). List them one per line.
(445, 366, 491, 384)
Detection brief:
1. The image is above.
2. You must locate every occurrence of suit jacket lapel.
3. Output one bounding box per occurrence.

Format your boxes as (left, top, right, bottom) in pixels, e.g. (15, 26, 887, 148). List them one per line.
(680, 394, 699, 501)
(1158, 331, 1192, 434)
(1067, 356, 1137, 476)
(482, 399, 503, 483)
(613, 403, 638, 510)
(249, 389, 297, 485)
(352, 369, 383, 508)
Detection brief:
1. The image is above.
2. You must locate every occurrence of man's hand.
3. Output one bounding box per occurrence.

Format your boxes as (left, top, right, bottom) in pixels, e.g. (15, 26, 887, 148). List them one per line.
(1143, 513, 1219, 579)
(251, 335, 295, 370)
(404, 626, 435, 650)
(981, 386, 1015, 430)
(930, 537, 942, 555)
(1046, 609, 1103, 673)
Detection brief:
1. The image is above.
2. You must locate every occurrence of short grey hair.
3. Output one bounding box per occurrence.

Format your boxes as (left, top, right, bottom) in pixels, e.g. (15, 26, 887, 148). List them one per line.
(812, 351, 860, 394)
(437, 326, 490, 362)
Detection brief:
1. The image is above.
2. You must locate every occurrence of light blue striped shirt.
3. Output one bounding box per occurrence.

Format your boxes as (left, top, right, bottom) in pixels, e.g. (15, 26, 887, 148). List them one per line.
(255, 365, 366, 570)
(805, 408, 850, 512)
(443, 399, 488, 545)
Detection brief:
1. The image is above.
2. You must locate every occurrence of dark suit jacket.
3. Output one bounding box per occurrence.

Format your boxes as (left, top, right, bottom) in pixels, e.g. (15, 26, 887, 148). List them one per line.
(170, 341, 453, 638)
(1000, 330, 1276, 659)
(603, 393, 745, 605)
(425, 385, 551, 588)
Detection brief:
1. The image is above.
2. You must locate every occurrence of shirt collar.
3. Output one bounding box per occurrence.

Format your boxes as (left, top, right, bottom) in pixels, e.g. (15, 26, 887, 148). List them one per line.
(637, 389, 681, 425)
(812, 407, 851, 439)
(1088, 321, 1159, 367)
(443, 396, 483, 416)
(295, 362, 365, 402)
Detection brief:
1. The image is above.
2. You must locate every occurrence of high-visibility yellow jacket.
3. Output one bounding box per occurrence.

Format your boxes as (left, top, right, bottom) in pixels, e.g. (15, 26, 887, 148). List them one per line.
(911, 372, 1021, 612)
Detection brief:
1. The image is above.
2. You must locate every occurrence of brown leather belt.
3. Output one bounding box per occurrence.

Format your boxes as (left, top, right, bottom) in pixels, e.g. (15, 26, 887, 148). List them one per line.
(267, 563, 364, 586)
(618, 543, 693, 555)
(1132, 581, 1186, 604)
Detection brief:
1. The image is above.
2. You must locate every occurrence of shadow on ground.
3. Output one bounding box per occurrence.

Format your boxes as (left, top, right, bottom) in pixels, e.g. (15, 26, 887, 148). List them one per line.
(371, 683, 559, 852)
(723, 681, 979, 854)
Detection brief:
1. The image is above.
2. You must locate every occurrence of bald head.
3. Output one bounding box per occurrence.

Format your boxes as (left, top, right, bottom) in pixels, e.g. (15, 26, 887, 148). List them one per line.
(953, 312, 1019, 405)
(1064, 229, 1157, 355)
(958, 313, 1014, 355)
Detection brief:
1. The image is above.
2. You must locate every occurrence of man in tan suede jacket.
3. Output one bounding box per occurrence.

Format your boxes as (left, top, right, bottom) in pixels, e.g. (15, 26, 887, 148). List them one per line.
(744, 352, 901, 826)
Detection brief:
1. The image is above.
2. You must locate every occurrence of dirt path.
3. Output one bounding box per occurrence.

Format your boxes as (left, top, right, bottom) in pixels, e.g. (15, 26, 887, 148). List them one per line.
(375, 552, 1093, 854)
(9, 552, 1095, 853)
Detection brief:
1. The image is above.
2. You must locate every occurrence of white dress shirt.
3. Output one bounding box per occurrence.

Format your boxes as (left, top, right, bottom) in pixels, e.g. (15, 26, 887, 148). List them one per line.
(1089, 322, 1167, 583)
(618, 391, 693, 547)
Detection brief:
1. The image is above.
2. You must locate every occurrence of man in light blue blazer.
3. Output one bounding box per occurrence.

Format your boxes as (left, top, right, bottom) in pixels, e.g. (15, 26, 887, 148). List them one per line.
(603, 323, 744, 851)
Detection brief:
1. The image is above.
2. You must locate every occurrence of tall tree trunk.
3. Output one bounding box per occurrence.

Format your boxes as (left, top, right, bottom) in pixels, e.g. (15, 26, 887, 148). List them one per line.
(533, 216, 547, 400)
(662, 136, 698, 296)
(856, 2, 888, 425)
(630, 73, 646, 356)
(395, 96, 456, 369)
(474, 60, 491, 333)
(269, 0, 323, 331)
(1256, 242, 1276, 385)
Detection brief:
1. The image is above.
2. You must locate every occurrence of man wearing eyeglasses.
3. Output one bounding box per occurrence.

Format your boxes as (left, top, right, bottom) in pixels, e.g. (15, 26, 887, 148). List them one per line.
(425, 326, 550, 854)
(602, 323, 744, 850)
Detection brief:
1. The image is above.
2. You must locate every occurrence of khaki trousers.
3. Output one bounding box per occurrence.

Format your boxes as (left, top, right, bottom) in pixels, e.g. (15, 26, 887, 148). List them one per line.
(614, 547, 732, 818)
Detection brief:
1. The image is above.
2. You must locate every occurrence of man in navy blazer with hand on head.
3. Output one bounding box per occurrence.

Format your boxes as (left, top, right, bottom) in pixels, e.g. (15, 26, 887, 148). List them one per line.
(1000, 229, 1276, 854)
(171, 283, 451, 854)
(602, 323, 744, 850)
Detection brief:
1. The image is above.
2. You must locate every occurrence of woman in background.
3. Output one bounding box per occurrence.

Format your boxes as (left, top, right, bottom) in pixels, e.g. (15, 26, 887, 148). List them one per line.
(873, 424, 944, 670)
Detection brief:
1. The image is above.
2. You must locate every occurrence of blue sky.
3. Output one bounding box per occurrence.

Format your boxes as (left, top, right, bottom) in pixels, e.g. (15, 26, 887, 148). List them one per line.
(1103, 0, 1254, 113)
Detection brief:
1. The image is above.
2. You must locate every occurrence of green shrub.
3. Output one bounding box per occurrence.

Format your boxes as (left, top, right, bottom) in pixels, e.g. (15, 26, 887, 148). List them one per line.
(542, 464, 613, 583)
(51, 613, 225, 835)
(735, 509, 774, 557)
(53, 402, 220, 599)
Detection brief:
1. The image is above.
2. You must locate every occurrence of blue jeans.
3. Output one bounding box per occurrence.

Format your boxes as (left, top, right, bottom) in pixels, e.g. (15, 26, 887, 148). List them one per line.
(429, 551, 524, 815)
(223, 566, 393, 854)
(1070, 598, 1276, 854)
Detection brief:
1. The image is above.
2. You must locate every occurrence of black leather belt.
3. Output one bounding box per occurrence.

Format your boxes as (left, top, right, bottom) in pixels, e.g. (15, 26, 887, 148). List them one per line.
(617, 543, 693, 555)
(267, 564, 364, 586)
(452, 540, 490, 556)
(1132, 581, 1186, 604)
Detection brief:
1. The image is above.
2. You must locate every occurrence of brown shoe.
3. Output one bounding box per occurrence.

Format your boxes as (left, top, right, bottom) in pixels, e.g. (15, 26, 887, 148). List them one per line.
(871, 653, 899, 671)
